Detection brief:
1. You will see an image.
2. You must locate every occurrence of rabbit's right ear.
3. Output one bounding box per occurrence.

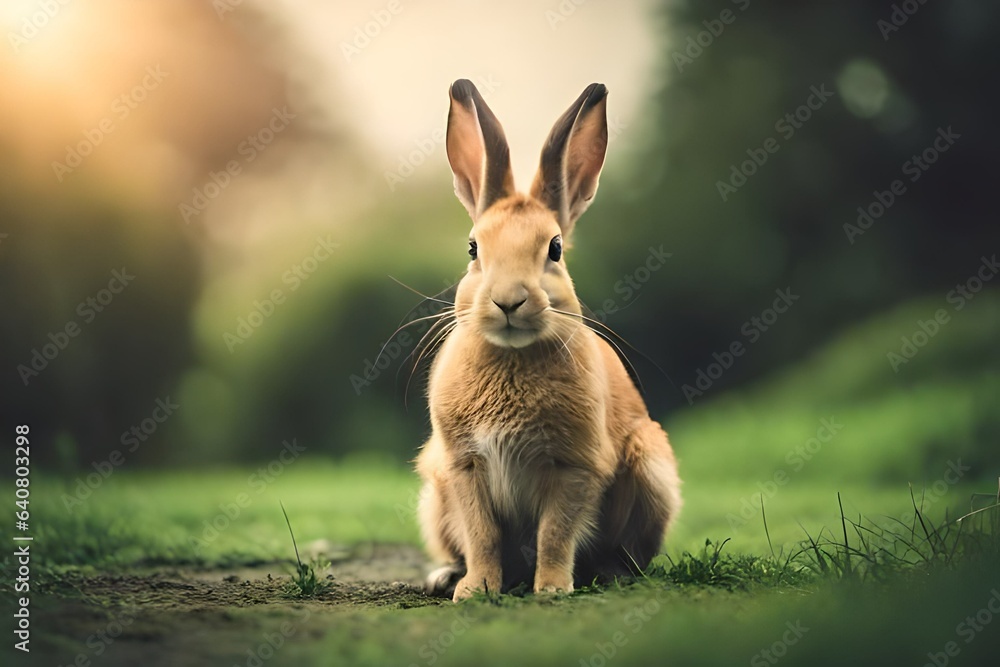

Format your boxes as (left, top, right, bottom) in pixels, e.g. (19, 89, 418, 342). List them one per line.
(446, 79, 515, 222)
(530, 84, 609, 239)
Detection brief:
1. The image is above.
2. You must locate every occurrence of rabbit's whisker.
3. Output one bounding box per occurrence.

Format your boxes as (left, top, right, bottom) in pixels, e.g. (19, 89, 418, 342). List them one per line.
(547, 325, 579, 367)
(411, 317, 456, 377)
(404, 315, 461, 407)
(404, 323, 459, 408)
(546, 307, 645, 394)
(393, 309, 456, 386)
(370, 309, 455, 379)
(388, 275, 458, 307)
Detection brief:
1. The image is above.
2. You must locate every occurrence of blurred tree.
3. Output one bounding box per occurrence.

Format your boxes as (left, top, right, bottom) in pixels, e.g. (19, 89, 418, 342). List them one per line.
(0, 174, 200, 470)
(4, 0, 997, 474)
(573, 0, 1000, 414)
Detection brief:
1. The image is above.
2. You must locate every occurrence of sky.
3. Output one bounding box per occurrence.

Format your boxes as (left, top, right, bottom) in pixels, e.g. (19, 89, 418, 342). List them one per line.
(0, 0, 663, 257)
(265, 0, 661, 185)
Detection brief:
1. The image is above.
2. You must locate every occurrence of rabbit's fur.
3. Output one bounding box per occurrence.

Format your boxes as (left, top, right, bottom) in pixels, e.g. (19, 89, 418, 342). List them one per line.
(416, 80, 681, 601)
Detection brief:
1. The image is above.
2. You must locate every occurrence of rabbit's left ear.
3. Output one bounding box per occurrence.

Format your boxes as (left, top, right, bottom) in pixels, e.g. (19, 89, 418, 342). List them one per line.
(446, 79, 515, 221)
(530, 84, 608, 238)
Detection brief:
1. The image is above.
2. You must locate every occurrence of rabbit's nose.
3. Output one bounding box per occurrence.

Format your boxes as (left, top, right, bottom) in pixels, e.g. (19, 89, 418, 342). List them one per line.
(493, 298, 526, 314)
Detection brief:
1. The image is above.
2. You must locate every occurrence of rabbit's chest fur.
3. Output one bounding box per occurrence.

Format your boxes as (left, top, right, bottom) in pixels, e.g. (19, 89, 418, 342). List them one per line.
(470, 428, 553, 517)
(430, 332, 615, 517)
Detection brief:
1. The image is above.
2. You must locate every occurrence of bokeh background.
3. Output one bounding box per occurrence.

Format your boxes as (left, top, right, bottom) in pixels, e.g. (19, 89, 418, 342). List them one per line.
(2, 0, 997, 506)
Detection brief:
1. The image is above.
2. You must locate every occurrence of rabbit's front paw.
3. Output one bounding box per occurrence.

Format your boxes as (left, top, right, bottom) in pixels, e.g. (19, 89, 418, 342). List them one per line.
(534, 574, 573, 595)
(452, 572, 498, 602)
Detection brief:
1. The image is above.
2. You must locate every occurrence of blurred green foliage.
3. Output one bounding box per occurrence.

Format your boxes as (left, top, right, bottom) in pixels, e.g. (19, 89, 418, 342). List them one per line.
(2, 0, 997, 484)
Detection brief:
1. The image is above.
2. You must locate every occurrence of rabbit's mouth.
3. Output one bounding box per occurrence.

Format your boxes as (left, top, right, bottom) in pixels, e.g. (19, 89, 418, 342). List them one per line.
(483, 321, 543, 349)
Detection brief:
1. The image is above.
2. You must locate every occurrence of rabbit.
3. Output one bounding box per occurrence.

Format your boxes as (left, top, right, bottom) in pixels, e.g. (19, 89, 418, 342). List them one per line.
(415, 79, 681, 602)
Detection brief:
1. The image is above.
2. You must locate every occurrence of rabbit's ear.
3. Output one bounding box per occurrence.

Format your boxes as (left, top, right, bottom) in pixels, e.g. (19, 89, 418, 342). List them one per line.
(446, 79, 515, 221)
(530, 83, 608, 237)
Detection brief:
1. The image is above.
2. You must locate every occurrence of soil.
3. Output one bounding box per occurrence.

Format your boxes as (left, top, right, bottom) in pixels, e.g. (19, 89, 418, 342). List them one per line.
(21, 543, 446, 666)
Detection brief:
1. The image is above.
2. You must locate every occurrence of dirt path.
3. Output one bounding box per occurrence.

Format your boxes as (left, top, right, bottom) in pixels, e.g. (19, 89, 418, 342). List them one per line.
(24, 544, 444, 666)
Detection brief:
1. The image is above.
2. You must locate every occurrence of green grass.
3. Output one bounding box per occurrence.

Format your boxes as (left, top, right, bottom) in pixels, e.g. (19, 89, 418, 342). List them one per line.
(284, 568, 1000, 667)
(11, 457, 417, 569)
(670, 291, 1000, 485)
(11, 469, 996, 667)
(14, 460, 992, 573)
(280, 501, 332, 598)
(21, 406, 998, 572)
(13, 451, 994, 667)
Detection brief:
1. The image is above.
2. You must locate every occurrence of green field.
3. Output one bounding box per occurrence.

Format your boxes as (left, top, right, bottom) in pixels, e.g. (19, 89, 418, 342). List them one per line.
(6, 458, 998, 667)
(19, 462, 990, 570)
(5, 296, 999, 666)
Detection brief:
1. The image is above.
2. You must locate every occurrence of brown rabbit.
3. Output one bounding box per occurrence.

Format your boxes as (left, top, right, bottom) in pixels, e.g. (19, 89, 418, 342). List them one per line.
(416, 79, 681, 601)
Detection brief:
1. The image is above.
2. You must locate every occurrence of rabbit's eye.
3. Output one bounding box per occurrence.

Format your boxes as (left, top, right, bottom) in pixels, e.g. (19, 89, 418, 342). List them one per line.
(548, 235, 563, 262)
(468, 240, 478, 260)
